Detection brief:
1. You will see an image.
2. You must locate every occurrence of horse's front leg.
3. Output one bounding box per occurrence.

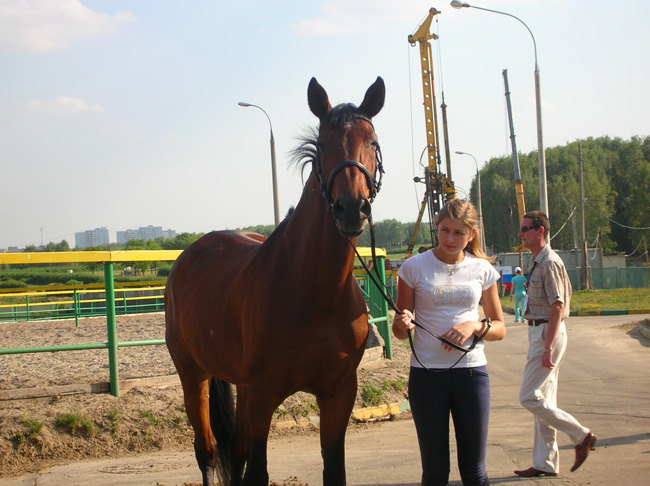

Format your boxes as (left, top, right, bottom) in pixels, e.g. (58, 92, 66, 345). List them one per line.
(229, 386, 249, 486)
(317, 374, 358, 486)
(240, 386, 281, 486)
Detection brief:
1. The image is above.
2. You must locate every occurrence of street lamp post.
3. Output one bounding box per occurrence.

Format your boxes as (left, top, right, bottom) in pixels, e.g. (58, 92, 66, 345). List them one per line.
(238, 102, 281, 227)
(455, 151, 486, 253)
(451, 1, 549, 222)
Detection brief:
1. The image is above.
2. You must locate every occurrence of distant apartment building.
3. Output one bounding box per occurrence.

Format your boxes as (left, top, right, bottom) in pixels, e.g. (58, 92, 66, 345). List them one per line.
(75, 227, 110, 249)
(116, 225, 176, 244)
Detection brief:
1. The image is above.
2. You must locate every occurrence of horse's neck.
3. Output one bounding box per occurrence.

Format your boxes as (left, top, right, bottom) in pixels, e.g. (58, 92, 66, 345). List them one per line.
(279, 179, 356, 284)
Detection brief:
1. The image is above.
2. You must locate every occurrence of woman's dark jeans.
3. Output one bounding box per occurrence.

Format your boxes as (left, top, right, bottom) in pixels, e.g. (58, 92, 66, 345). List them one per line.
(409, 365, 490, 486)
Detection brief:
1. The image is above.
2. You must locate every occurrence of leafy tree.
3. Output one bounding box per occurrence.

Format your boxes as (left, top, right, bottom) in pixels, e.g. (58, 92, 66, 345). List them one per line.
(475, 135, 647, 253)
(239, 225, 275, 237)
(603, 136, 649, 253)
(123, 239, 162, 275)
(161, 232, 205, 250)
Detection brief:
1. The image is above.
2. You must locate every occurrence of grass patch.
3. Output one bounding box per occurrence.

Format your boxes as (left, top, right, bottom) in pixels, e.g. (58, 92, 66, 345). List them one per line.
(289, 400, 319, 418)
(138, 409, 162, 426)
(360, 383, 384, 407)
(106, 408, 121, 433)
(570, 288, 650, 311)
(14, 416, 45, 444)
(360, 379, 407, 408)
(501, 288, 650, 312)
(170, 414, 187, 427)
(55, 413, 96, 437)
(20, 416, 44, 438)
(382, 377, 407, 392)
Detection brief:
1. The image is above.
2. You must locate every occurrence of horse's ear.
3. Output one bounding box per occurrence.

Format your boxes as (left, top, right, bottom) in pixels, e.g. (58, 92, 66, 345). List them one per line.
(308, 77, 331, 120)
(358, 76, 385, 119)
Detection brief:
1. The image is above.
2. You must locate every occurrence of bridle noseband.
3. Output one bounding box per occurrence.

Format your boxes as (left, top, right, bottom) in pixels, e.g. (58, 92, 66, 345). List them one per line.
(313, 116, 384, 213)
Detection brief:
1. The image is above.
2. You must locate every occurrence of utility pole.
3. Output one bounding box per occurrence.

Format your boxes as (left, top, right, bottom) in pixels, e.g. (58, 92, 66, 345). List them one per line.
(579, 142, 591, 289)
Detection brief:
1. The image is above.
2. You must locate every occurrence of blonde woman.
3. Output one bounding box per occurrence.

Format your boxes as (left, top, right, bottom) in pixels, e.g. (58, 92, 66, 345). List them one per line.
(393, 199, 505, 486)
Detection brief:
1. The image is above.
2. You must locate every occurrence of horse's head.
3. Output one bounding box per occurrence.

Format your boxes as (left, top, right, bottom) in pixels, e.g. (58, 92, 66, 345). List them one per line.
(307, 77, 385, 238)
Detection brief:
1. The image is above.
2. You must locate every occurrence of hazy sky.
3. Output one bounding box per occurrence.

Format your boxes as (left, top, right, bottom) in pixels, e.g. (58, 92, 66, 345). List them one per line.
(1, 0, 647, 249)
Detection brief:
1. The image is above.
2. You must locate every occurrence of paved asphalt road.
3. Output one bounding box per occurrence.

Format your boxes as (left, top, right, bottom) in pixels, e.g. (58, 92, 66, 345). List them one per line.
(1, 314, 649, 485)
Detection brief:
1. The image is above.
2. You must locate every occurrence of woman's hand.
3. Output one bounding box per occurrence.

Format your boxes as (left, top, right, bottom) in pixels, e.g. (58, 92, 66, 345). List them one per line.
(440, 321, 481, 352)
(392, 309, 416, 340)
(393, 279, 416, 341)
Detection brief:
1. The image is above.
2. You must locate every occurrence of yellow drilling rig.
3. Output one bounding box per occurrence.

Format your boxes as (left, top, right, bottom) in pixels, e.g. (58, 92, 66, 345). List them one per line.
(405, 8, 457, 258)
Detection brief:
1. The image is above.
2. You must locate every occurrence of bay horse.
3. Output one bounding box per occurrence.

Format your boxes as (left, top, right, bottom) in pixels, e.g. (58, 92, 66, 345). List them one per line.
(165, 76, 385, 486)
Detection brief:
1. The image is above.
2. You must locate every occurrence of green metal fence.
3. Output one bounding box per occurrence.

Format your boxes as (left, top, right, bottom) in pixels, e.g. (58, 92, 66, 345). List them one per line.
(567, 267, 650, 289)
(0, 249, 393, 397)
(0, 286, 165, 324)
(354, 263, 395, 360)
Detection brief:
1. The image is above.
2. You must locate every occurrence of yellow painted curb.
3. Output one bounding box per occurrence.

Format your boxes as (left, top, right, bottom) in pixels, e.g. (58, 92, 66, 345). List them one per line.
(272, 400, 411, 430)
(351, 400, 410, 421)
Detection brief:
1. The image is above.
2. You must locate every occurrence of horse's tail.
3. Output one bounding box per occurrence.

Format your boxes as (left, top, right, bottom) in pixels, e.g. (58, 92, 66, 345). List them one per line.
(210, 377, 236, 485)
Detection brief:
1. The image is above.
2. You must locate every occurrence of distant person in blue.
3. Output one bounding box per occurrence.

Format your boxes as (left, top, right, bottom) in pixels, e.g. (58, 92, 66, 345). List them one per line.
(511, 266, 527, 323)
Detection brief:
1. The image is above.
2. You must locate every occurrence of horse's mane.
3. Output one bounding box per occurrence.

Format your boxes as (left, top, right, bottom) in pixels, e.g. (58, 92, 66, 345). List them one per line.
(290, 103, 366, 179)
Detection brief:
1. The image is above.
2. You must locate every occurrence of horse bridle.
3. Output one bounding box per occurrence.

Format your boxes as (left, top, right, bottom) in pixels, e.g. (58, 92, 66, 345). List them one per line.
(312, 115, 384, 212)
(312, 114, 489, 371)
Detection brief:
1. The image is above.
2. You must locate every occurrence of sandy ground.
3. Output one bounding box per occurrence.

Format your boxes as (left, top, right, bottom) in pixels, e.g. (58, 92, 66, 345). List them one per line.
(0, 313, 411, 479)
(2, 314, 649, 486)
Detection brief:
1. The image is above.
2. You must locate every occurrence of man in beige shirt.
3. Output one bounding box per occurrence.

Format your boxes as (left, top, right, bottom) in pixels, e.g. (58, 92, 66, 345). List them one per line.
(514, 211, 596, 477)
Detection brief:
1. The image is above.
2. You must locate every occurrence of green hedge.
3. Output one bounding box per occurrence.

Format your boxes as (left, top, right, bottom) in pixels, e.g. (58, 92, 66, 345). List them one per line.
(0, 268, 165, 287)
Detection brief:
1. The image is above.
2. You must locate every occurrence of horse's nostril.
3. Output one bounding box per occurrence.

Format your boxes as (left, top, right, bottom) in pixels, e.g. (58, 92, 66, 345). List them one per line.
(332, 197, 371, 224)
(332, 199, 346, 220)
(360, 198, 371, 219)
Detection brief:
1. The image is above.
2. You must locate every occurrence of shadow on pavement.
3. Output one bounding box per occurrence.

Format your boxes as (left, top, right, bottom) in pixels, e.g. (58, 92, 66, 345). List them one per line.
(558, 432, 650, 450)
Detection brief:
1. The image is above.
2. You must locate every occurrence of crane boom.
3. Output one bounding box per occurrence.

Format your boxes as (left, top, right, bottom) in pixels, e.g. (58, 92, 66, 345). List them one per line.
(503, 68, 527, 260)
(503, 69, 526, 222)
(408, 9, 442, 176)
(405, 8, 456, 258)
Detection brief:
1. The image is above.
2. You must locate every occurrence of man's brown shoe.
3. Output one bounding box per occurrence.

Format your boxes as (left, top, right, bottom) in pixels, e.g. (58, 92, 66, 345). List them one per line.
(514, 467, 558, 477)
(571, 432, 597, 472)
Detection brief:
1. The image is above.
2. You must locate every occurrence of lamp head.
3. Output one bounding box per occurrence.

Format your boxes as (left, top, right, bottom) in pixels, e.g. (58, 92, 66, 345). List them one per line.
(238, 102, 252, 107)
(450, 1, 470, 8)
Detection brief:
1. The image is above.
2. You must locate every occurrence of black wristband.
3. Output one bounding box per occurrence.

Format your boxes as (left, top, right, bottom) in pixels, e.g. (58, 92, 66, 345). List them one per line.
(478, 317, 492, 341)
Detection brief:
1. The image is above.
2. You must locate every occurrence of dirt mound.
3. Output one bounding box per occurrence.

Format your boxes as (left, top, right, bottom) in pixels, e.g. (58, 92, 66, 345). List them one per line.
(0, 314, 410, 478)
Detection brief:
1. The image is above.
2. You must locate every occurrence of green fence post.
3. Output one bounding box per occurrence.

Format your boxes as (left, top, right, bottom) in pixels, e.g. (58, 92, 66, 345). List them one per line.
(376, 255, 392, 359)
(73, 290, 79, 327)
(25, 295, 30, 321)
(104, 262, 120, 397)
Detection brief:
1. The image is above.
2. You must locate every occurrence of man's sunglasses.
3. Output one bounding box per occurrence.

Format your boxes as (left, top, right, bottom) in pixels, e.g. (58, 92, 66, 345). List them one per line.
(520, 225, 538, 232)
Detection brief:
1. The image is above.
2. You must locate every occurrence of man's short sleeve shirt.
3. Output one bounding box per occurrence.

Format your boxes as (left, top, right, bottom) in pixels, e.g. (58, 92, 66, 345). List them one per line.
(524, 245, 572, 320)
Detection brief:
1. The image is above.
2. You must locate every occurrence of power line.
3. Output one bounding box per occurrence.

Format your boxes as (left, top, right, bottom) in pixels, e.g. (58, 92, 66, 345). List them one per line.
(624, 237, 645, 257)
(550, 206, 577, 241)
(585, 202, 650, 230)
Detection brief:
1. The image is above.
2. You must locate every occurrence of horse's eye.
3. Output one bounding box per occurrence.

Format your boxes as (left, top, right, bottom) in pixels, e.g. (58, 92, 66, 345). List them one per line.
(370, 140, 379, 150)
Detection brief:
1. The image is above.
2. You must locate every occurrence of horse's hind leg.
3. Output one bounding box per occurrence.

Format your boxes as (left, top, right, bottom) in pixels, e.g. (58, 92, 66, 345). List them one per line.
(168, 344, 219, 486)
(183, 373, 219, 485)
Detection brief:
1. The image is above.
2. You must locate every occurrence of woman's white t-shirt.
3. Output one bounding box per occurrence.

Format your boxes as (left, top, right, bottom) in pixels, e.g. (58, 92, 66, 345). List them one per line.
(397, 250, 500, 369)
